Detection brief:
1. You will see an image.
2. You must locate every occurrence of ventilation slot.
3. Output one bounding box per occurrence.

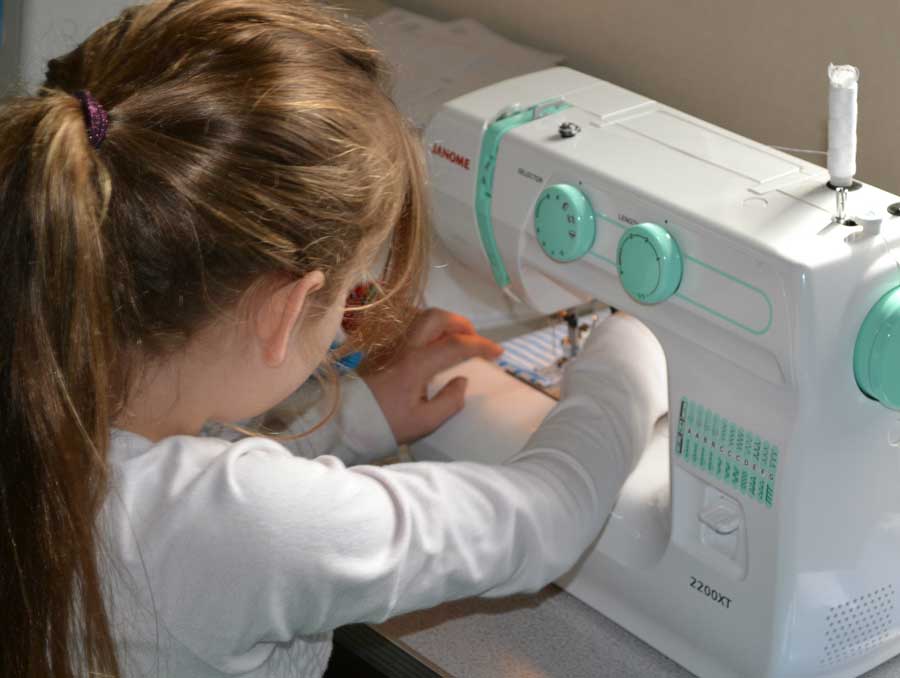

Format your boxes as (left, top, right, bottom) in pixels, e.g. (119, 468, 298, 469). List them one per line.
(821, 584, 895, 666)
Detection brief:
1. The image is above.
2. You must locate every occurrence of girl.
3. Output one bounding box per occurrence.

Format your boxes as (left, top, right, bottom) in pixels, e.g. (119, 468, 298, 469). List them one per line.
(0, 1, 667, 677)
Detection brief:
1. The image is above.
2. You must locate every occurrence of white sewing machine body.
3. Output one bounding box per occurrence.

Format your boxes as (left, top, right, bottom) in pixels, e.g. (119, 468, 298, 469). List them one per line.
(423, 67, 900, 678)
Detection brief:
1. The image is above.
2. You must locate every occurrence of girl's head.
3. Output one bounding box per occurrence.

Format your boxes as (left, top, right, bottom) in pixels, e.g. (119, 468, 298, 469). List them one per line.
(0, 1, 428, 675)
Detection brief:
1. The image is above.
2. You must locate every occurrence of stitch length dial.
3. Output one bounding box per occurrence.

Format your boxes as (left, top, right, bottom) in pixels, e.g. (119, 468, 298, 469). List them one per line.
(617, 222, 683, 304)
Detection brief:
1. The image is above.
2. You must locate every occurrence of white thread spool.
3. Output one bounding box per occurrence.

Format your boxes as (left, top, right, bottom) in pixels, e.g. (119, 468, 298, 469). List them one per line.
(827, 63, 859, 188)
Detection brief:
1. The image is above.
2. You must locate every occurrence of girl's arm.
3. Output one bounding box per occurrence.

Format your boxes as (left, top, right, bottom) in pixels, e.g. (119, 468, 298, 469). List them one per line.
(107, 314, 665, 673)
(266, 374, 399, 465)
(268, 308, 502, 465)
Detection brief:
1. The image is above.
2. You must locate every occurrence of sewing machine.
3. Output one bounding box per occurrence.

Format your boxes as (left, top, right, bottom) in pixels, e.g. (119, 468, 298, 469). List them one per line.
(417, 66, 900, 678)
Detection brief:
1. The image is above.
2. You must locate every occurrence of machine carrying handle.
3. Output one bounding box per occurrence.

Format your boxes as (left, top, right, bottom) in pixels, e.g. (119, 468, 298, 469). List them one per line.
(474, 98, 571, 290)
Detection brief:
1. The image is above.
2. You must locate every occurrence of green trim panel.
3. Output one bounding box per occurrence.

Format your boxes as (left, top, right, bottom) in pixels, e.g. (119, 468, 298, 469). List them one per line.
(587, 251, 617, 266)
(597, 213, 628, 230)
(476, 101, 571, 288)
(585, 211, 773, 335)
(676, 397, 778, 508)
(678, 255, 773, 335)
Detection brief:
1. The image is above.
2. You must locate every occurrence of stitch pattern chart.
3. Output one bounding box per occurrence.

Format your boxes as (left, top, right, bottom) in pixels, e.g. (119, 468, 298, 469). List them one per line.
(676, 397, 778, 508)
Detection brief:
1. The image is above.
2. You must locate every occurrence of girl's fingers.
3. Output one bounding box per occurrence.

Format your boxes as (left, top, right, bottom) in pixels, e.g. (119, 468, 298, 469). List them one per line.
(419, 376, 469, 434)
(408, 308, 477, 347)
(418, 333, 503, 378)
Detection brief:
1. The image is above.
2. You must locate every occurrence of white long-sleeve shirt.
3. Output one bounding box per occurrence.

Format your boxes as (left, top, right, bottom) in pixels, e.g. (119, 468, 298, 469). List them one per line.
(101, 315, 666, 678)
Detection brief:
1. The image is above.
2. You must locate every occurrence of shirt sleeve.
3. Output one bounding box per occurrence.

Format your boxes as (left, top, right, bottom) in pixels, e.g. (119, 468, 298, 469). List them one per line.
(112, 315, 665, 673)
(505, 314, 668, 556)
(265, 373, 398, 465)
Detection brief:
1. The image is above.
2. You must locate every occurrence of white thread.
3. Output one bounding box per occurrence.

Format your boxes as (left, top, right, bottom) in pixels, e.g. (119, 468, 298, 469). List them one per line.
(827, 63, 859, 187)
(770, 145, 827, 156)
(502, 285, 525, 305)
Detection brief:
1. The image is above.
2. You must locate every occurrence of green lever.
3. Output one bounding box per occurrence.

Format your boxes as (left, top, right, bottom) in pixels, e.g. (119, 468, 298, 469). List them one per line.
(475, 100, 571, 289)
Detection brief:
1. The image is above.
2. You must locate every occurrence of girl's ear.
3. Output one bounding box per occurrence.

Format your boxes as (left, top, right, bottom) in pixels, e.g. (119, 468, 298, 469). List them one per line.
(255, 271, 326, 367)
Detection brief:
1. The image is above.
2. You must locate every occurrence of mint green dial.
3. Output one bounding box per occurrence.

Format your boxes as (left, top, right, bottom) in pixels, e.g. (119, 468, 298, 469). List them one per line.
(854, 286, 900, 409)
(534, 184, 597, 262)
(617, 223, 683, 304)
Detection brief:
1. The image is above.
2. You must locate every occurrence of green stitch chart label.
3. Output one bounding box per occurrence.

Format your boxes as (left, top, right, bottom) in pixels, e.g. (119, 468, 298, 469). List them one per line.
(676, 398, 778, 508)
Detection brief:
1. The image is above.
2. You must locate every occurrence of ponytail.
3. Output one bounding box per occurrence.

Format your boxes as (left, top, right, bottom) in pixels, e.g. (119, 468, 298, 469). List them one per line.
(0, 1, 433, 675)
(0, 92, 118, 677)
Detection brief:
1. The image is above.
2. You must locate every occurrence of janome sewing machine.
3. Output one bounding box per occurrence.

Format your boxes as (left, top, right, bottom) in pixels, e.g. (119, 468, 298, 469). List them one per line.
(416, 66, 900, 678)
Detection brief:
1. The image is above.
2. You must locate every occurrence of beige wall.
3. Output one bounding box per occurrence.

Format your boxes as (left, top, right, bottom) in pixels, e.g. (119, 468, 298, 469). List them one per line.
(389, 0, 900, 193)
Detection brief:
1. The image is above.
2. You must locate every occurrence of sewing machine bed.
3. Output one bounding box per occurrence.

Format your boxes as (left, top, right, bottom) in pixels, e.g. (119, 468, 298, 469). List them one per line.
(369, 358, 900, 678)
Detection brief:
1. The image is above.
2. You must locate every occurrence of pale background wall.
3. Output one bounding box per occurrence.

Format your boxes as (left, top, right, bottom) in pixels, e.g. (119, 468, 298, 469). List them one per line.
(17, 0, 136, 87)
(7, 0, 899, 191)
(388, 0, 900, 193)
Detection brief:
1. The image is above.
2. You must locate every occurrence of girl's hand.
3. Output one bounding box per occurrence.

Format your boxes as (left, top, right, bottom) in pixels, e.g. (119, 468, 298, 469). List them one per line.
(362, 308, 503, 445)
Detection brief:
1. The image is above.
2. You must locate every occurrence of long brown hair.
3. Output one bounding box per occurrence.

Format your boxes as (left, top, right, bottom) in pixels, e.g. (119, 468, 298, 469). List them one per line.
(0, 2, 429, 676)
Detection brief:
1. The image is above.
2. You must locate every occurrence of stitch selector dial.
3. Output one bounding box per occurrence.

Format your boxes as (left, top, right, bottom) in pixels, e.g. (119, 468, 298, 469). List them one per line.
(534, 184, 597, 262)
(617, 223, 683, 304)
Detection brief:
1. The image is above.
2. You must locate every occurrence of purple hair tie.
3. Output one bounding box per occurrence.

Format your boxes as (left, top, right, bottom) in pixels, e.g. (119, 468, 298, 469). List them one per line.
(73, 90, 109, 149)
